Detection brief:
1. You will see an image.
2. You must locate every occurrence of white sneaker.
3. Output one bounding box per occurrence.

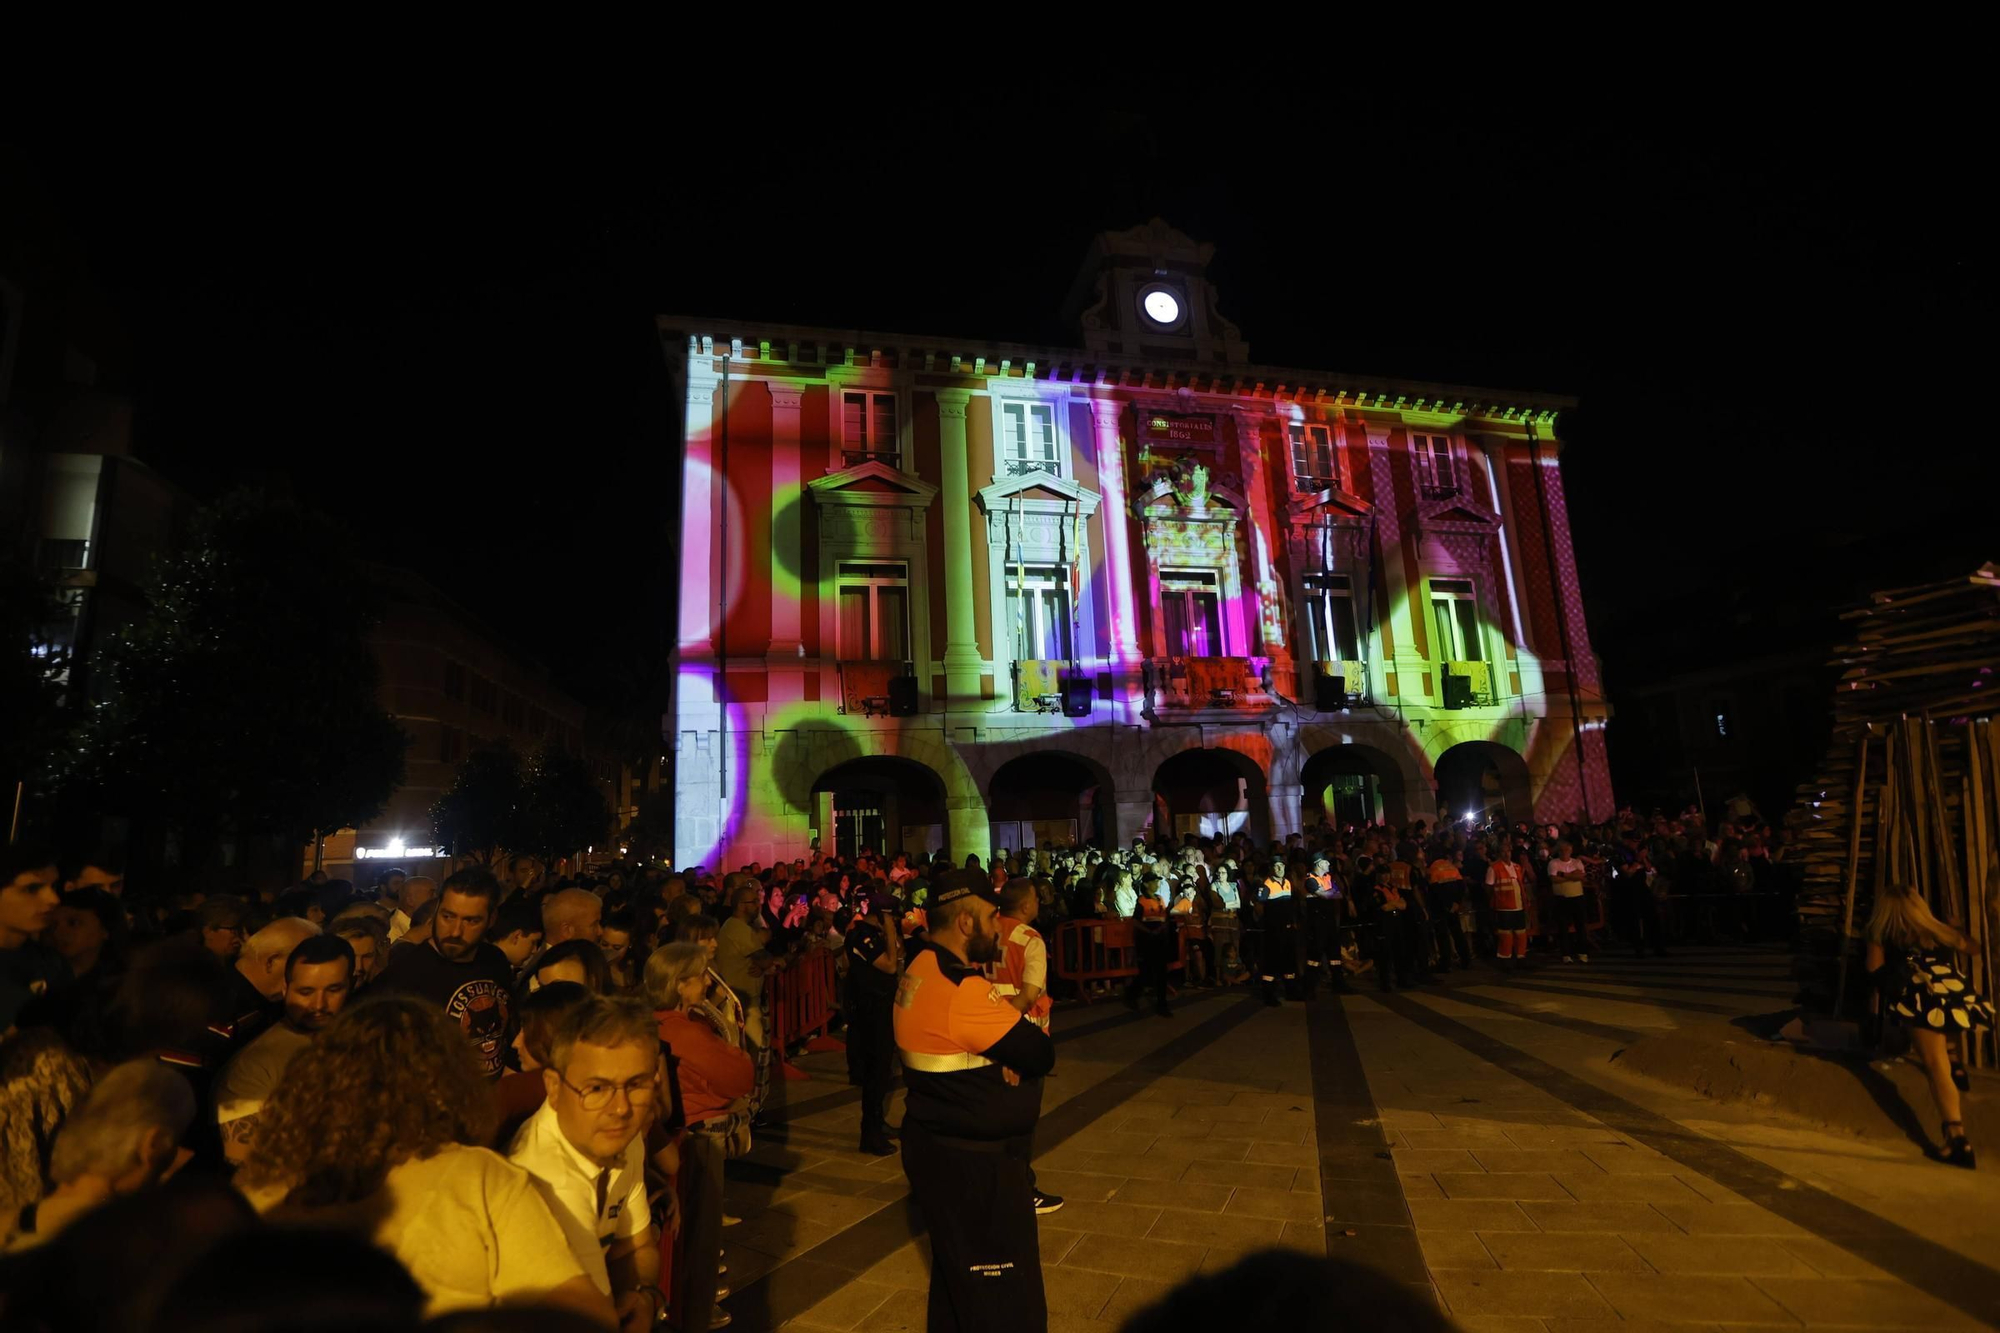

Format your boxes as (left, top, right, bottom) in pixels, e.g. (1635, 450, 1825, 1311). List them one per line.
(1562, 954, 1575, 963)
(1578, 953, 1589, 963)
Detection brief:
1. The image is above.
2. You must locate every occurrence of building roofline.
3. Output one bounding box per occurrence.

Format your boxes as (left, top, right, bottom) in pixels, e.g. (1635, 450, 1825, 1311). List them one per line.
(656, 314, 1575, 426)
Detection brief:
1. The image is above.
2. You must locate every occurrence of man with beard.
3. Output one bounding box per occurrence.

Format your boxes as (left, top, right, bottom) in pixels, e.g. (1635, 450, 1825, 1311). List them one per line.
(894, 872, 1055, 1333)
(374, 867, 514, 1078)
(215, 933, 354, 1163)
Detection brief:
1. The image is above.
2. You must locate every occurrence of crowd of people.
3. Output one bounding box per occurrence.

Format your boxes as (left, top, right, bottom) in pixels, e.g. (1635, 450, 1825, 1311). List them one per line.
(0, 801, 1831, 1330)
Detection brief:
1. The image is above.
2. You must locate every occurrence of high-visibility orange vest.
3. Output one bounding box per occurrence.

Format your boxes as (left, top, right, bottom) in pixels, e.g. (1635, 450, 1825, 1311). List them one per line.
(893, 947, 1048, 1138)
(993, 914, 1052, 1030)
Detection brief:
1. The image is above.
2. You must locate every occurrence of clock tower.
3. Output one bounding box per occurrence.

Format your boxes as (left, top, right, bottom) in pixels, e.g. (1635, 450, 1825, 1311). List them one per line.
(1061, 218, 1249, 365)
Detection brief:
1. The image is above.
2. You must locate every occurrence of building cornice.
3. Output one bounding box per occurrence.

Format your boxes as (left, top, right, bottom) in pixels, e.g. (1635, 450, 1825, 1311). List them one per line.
(659, 316, 1573, 428)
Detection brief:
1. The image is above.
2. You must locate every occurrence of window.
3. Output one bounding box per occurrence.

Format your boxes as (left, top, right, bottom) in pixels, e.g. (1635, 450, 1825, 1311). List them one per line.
(1000, 401, 1060, 476)
(1160, 570, 1225, 657)
(439, 725, 463, 765)
(469, 674, 498, 714)
(502, 693, 525, 729)
(1302, 573, 1362, 662)
(1412, 433, 1457, 497)
(1429, 578, 1482, 661)
(842, 391, 899, 467)
(1288, 423, 1337, 491)
(836, 561, 911, 662)
(444, 661, 466, 702)
(1007, 565, 1072, 662)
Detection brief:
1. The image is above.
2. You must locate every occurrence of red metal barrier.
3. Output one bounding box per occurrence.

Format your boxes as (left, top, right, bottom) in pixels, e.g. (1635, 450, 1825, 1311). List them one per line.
(766, 948, 844, 1080)
(1052, 919, 1186, 1005)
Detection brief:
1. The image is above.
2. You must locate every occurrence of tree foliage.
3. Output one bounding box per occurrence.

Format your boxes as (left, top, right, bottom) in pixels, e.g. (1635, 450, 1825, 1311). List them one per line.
(518, 745, 612, 866)
(0, 555, 72, 807)
(430, 741, 523, 864)
(621, 788, 673, 863)
(67, 491, 407, 852)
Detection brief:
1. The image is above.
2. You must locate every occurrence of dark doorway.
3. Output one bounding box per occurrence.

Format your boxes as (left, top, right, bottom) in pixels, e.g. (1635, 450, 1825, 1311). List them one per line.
(1151, 747, 1268, 844)
(1435, 741, 1533, 825)
(812, 757, 947, 861)
(989, 750, 1105, 852)
(1301, 743, 1408, 830)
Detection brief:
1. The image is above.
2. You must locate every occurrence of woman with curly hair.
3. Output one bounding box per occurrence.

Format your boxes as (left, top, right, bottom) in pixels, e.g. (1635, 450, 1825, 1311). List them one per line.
(234, 994, 614, 1324)
(0, 1025, 94, 1243)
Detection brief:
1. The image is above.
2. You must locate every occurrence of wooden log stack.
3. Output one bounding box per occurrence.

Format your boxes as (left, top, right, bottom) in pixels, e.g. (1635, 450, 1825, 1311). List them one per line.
(1787, 563, 2000, 1065)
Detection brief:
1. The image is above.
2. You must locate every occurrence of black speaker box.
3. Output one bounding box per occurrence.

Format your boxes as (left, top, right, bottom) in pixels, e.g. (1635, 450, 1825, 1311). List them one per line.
(887, 675, 919, 716)
(1442, 672, 1473, 709)
(1314, 673, 1346, 711)
(1061, 681, 1094, 716)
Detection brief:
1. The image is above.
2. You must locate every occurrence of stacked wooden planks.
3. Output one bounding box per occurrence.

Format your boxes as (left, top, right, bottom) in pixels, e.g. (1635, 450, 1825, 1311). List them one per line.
(1787, 563, 2000, 1064)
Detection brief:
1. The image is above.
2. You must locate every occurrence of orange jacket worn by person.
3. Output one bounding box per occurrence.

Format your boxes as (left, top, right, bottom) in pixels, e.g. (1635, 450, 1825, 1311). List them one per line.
(894, 947, 1053, 1140)
(992, 915, 1052, 1032)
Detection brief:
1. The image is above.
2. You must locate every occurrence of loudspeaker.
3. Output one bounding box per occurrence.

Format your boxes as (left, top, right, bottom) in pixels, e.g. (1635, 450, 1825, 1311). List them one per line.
(1442, 672, 1473, 710)
(1314, 673, 1346, 711)
(1061, 681, 1094, 716)
(887, 675, 919, 716)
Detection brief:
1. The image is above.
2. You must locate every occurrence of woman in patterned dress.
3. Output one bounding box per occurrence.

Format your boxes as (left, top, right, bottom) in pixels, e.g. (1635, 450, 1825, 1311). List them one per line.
(1866, 881, 1992, 1169)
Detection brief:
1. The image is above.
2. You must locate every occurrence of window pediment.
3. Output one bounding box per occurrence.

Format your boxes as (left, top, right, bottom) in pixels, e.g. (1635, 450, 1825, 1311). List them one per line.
(1287, 486, 1373, 527)
(1413, 491, 1500, 534)
(808, 460, 938, 509)
(1130, 458, 1246, 519)
(977, 471, 1101, 517)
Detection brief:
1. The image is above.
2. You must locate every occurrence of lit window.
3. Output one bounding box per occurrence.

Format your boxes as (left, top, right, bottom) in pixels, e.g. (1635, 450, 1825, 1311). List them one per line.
(1412, 433, 1457, 497)
(1007, 565, 1072, 662)
(1001, 401, 1061, 477)
(842, 392, 899, 468)
(1302, 573, 1361, 662)
(1287, 423, 1337, 492)
(1160, 570, 1224, 657)
(1429, 578, 1482, 661)
(836, 561, 911, 662)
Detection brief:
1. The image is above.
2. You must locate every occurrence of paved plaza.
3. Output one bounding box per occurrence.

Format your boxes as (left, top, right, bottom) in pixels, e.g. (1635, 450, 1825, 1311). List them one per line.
(711, 949, 2000, 1331)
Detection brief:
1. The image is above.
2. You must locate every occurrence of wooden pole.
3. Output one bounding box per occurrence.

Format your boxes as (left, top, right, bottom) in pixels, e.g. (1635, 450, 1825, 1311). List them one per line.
(1922, 717, 1962, 928)
(1834, 733, 1871, 1016)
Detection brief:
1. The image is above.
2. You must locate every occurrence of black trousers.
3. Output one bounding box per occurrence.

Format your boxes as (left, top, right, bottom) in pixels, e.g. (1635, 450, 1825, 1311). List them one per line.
(1125, 925, 1173, 1008)
(1260, 897, 1300, 980)
(1616, 886, 1666, 954)
(1373, 910, 1416, 989)
(675, 1129, 727, 1333)
(1552, 894, 1590, 955)
(902, 1119, 1047, 1333)
(1429, 895, 1472, 969)
(848, 993, 896, 1139)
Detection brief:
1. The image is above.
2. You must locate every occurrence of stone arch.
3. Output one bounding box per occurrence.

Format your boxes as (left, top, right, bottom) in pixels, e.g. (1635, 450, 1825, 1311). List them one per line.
(770, 727, 984, 863)
(1433, 738, 1535, 826)
(984, 747, 1116, 852)
(810, 755, 949, 862)
(1149, 744, 1270, 845)
(1300, 741, 1419, 829)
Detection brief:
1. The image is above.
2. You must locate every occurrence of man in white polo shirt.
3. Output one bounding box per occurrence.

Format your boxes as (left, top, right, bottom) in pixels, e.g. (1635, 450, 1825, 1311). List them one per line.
(509, 994, 666, 1330)
(1547, 840, 1590, 962)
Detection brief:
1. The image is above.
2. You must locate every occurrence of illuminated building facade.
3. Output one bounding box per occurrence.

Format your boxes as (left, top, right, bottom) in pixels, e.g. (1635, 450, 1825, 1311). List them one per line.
(664, 221, 1611, 870)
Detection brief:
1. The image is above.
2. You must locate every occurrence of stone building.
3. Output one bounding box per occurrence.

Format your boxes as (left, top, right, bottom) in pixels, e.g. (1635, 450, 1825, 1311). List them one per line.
(664, 221, 1611, 870)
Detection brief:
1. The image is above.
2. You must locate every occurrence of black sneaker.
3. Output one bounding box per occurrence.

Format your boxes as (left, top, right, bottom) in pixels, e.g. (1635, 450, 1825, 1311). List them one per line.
(1031, 1190, 1066, 1215)
(860, 1137, 896, 1157)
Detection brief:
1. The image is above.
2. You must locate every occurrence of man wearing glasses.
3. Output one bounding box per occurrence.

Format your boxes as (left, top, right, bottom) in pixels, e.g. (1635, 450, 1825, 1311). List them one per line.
(510, 994, 667, 1330)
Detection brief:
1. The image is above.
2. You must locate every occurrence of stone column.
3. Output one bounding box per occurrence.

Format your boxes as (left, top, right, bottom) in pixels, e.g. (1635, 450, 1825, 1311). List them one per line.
(1266, 782, 1304, 844)
(674, 367, 724, 871)
(948, 798, 993, 867)
(936, 391, 984, 706)
(1113, 786, 1157, 847)
(1089, 399, 1143, 718)
(767, 382, 806, 702)
(1233, 411, 1292, 685)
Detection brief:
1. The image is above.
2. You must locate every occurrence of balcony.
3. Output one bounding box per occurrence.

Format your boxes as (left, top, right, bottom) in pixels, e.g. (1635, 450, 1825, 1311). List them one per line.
(842, 448, 902, 470)
(837, 660, 917, 717)
(1012, 659, 1091, 714)
(1302, 659, 1367, 707)
(1441, 660, 1493, 709)
(1004, 458, 1061, 478)
(1420, 482, 1462, 501)
(1143, 655, 1276, 713)
(1292, 473, 1338, 493)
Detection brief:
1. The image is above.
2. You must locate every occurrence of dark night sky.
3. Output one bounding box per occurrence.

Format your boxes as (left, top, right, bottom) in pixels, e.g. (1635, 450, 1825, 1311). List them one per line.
(21, 82, 1985, 705)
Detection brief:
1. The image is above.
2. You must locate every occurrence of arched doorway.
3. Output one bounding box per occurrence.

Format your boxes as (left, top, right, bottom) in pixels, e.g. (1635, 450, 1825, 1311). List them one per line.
(811, 757, 948, 862)
(989, 751, 1106, 853)
(1435, 740, 1533, 826)
(1150, 747, 1268, 845)
(1300, 743, 1408, 831)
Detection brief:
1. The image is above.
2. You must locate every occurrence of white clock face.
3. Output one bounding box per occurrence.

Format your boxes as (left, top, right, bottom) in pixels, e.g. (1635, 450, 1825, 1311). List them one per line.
(1142, 289, 1182, 325)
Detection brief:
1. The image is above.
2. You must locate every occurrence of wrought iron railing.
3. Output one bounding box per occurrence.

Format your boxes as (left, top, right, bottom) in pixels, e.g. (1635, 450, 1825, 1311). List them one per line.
(842, 448, 902, 469)
(1141, 656, 1276, 711)
(1005, 458, 1061, 477)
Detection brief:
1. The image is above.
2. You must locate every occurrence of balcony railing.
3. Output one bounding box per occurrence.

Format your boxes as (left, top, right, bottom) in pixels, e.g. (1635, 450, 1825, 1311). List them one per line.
(843, 448, 902, 470)
(1420, 482, 1462, 501)
(1005, 458, 1060, 477)
(1441, 660, 1493, 709)
(1142, 655, 1276, 712)
(1301, 659, 1367, 706)
(1292, 473, 1338, 493)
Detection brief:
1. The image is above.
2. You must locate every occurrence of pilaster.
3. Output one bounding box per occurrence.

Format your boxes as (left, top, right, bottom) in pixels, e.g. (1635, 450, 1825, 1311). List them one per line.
(936, 390, 985, 706)
(767, 382, 806, 701)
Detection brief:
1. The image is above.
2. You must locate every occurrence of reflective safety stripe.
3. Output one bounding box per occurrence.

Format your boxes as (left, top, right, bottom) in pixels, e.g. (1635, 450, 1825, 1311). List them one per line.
(899, 1048, 994, 1072)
